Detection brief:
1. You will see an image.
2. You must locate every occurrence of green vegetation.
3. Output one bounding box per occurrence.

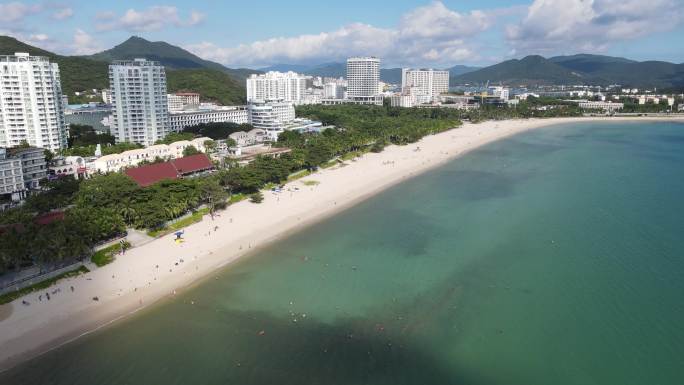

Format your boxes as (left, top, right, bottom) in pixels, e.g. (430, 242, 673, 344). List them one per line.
(0, 35, 252, 104)
(454, 53, 684, 88)
(250, 192, 264, 204)
(183, 122, 254, 140)
(91, 241, 131, 267)
(62, 141, 143, 157)
(147, 208, 210, 238)
(67, 124, 115, 148)
(182, 146, 201, 157)
(0, 266, 89, 305)
(156, 132, 195, 145)
(302, 180, 320, 186)
(167, 69, 247, 105)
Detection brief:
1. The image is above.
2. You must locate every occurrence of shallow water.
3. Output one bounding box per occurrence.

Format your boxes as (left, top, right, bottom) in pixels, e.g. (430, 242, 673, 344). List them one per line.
(2, 121, 684, 385)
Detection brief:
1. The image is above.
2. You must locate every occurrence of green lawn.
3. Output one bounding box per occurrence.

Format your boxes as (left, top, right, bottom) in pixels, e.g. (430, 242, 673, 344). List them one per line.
(91, 241, 131, 267)
(147, 208, 210, 238)
(0, 266, 90, 305)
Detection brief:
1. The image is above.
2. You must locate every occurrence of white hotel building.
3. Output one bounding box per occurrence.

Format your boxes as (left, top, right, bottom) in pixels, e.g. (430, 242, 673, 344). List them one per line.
(248, 101, 295, 140)
(169, 105, 249, 132)
(0, 53, 68, 151)
(109, 58, 170, 147)
(246, 71, 308, 104)
(401, 68, 449, 101)
(346, 57, 382, 105)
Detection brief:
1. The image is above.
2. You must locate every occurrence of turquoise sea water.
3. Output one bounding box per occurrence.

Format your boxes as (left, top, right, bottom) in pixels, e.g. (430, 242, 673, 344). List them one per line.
(2, 121, 684, 385)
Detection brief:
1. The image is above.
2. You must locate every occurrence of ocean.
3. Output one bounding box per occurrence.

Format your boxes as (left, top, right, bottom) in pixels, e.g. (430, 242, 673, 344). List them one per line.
(2, 121, 684, 384)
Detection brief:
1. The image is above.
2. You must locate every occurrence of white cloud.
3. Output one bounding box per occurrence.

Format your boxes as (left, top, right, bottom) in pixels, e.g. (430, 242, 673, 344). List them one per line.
(96, 6, 205, 32)
(70, 29, 103, 55)
(52, 7, 73, 20)
(0, 2, 41, 23)
(185, 1, 491, 67)
(506, 0, 684, 55)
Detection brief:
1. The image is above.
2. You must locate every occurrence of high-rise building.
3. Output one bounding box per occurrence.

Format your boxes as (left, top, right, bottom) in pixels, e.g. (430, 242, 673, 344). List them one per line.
(0, 53, 68, 152)
(246, 71, 308, 104)
(109, 58, 170, 146)
(401, 69, 449, 101)
(346, 57, 380, 99)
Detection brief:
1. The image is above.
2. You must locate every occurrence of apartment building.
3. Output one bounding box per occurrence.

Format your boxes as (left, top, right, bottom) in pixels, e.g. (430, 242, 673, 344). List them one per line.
(0, 53, 68, 151)
(109, 59, 170, 146)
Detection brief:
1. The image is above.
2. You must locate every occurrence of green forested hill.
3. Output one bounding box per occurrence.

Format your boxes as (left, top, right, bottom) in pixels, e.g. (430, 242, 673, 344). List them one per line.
(0, 35, 250, 104)
(167, 69, 246, 105)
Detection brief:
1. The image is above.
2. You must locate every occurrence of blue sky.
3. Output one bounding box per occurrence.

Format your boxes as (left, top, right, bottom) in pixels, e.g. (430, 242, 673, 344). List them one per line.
(1, 0, 683, 68)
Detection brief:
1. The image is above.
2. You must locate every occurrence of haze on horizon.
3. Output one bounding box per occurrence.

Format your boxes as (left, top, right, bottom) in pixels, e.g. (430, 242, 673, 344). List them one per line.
(1, 0, 683, 68)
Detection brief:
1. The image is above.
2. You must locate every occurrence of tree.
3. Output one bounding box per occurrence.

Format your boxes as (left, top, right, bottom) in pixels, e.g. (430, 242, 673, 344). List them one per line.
(156, 132, 195, 145)
(183, 145, 201, 157)
(250, 191, 264, 204)
(199, 177, 228, 215)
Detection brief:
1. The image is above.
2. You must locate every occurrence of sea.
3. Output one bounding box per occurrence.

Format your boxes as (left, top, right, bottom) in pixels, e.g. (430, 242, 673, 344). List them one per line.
(2, 121, 683, 385)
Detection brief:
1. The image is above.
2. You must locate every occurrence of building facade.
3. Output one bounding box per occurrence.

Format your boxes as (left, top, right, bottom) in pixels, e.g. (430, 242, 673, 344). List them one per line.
(169, 105, 249, 132)
(0, 53, 68, 151)
(0, 148, 25, 201)
(246, 71, 308, 104)
(109, 59, 170, 146)
(346, 57, 380, 99)
(8, 147, 47, 189)
(167, 92, 200, 111)
(248, 102, 296, 140)
(401, 69, 449, 100)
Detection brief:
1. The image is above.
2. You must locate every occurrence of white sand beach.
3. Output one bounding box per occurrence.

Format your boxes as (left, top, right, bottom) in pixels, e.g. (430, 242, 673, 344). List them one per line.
(0, 116, 682, 370)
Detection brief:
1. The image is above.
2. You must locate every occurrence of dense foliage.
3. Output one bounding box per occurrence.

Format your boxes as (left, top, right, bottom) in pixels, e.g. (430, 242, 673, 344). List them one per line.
(183, 122, 255, 140)
(167, 69, 247, 105)
(67, 124, 115, 148)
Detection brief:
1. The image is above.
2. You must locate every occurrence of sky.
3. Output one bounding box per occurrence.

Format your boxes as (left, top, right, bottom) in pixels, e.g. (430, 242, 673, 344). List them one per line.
(1, 0, 683, 68)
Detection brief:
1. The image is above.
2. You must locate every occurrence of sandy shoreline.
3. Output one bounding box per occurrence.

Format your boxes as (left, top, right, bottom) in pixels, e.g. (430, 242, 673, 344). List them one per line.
(1, 116, 682, 371)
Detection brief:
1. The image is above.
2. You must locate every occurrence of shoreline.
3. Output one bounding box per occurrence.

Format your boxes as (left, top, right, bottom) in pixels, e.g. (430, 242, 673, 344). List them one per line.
(1, 115, 682, 371)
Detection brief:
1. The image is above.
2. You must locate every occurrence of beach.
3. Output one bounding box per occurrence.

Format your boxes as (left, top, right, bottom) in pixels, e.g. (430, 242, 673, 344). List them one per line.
(0, 116, 682, 371)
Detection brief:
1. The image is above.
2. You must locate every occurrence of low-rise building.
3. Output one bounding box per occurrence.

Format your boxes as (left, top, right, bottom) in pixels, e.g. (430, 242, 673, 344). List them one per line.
(124, 154, 214, 187)
(228, 129, 269, 147)
(578, 101, 624, 112)
(167, 92, 200, 111)
(48, 156, 86, 180)
(169, 105, 249, 132)
(87, 137, 212, 174)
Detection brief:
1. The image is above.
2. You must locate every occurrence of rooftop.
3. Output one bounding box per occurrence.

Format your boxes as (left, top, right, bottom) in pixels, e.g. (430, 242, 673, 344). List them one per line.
(124, 154, 213, 187)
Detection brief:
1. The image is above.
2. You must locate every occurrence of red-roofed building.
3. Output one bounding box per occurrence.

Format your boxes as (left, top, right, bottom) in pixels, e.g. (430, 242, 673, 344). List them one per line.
(170, 154, 213, 175)
(124, 154, 214, 187)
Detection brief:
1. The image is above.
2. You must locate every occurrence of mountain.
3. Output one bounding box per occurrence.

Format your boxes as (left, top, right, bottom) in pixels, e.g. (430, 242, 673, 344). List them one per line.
(550, 54, 684, 88)
(454, 54, 684, 88)
(446, 65, 480, 76)
(88, 36, 259, 84)
(1, 35, 250, 105)
(455, 55, 583, 85)
(0, 35, 108, 96)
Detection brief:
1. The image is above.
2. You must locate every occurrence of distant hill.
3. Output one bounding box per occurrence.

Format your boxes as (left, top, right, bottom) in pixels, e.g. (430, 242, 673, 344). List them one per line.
(88, 36, 259, 84)
(455, 54, 684, 88)
(454, 55, 584, 86)
(0, 35, 108, 96)
(0, 35, 251, 104)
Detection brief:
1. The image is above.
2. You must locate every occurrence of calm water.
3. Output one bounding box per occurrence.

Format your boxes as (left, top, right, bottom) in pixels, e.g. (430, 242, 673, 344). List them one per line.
(3, 121, 684, 385)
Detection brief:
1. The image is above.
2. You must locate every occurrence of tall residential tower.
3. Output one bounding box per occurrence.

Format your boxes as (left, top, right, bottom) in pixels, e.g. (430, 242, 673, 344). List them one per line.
(109, 58, 170, 146)
(401, 68, 450, 101)
(346, 57, 382, 104)
(246, 71, 308, 104)
(0, 53, 68, 151)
